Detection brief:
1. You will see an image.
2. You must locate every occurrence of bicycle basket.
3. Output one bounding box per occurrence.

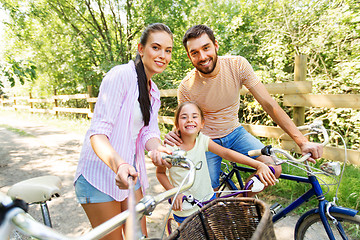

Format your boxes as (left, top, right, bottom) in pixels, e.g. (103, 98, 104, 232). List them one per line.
(166, 197, 276, 240)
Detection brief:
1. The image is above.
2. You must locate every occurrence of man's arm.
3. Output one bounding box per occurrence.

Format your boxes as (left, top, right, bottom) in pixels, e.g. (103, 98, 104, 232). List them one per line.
(249, 82, 323, 161)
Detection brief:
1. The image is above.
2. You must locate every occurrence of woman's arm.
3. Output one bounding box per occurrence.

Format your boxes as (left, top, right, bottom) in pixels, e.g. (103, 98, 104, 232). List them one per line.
(208, 140, 276, 186)
(146, 137, 172, 168)
(90, 134, 138, 189)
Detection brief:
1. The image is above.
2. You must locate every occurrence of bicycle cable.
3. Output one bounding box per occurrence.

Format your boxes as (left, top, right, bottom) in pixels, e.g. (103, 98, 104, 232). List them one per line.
(328, 129, 348, 204)
(160, 168, 192, 239)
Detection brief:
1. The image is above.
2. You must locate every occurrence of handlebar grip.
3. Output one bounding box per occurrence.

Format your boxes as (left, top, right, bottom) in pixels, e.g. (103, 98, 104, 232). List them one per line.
(168, 195, 187, 204)
(250, 176, 265, 192)
(248, 145, 272, 157)
(248, 149, 262, 157)
(147, 151, 169, 161)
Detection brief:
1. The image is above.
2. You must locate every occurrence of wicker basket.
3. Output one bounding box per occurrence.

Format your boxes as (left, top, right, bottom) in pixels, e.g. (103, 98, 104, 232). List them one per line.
(166, 197, 276, 240)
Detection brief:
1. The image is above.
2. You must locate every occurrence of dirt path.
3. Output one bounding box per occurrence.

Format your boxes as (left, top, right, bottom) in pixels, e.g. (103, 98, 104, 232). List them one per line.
(0, 111, 297, 239)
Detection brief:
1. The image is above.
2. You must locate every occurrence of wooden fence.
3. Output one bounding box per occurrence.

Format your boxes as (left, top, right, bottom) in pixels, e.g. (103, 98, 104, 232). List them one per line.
(1, 56, 359, 165)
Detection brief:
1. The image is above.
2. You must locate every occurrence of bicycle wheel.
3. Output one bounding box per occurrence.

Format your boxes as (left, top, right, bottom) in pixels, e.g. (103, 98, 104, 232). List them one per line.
(165, 215, 179, 236)
(295, 212, 360, 240)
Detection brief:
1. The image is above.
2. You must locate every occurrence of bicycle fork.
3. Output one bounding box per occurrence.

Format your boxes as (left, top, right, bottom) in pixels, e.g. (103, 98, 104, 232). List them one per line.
(295, 200, 358, 240)
(325, 202, 351, 240)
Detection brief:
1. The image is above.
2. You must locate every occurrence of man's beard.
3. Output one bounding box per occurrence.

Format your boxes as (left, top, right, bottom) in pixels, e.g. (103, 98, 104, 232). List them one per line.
(195, 51, 218, 75)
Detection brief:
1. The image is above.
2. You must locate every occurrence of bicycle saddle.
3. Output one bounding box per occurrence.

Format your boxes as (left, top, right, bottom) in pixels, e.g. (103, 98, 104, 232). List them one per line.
(7, 175, 62, 204)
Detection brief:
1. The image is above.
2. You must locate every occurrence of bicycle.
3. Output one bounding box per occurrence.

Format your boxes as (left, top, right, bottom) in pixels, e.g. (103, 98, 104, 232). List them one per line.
(0, 152, 197, 240)
(217, 120, 360, 239)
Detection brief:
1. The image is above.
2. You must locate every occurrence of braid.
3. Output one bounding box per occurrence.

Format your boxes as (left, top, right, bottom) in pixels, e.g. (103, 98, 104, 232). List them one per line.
(135, 53, 151, 126)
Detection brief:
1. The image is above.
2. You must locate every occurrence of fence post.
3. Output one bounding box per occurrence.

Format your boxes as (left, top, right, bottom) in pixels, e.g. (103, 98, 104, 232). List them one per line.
(54, 89, 58, 116)
(29, 92, 33, 113)
(87, 85, 95, 116)
(13, 94, 17, 111)
(293, 55, 307, 126)
(1, 95, 4, 109)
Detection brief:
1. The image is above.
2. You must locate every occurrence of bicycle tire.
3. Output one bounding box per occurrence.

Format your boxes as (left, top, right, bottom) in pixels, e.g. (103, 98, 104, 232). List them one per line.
(165, 215, 179, 236)
(295, 212, 360, 240)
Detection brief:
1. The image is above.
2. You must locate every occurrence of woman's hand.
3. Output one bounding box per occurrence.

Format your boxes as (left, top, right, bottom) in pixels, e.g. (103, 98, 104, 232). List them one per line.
(115, 163, 139, 189)
(149, 146, 172, 168)
(171, 194, 184, 211)
(255, 162, 277, 186)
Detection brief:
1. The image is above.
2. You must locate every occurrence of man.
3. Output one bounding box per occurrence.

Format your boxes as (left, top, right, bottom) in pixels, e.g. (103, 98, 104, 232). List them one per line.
(165, 24, 323, 191)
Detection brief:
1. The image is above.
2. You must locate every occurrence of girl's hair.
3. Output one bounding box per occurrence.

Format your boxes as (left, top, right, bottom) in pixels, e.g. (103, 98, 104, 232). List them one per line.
(174, 101, 204, 133)
(135, 23, 173, 126)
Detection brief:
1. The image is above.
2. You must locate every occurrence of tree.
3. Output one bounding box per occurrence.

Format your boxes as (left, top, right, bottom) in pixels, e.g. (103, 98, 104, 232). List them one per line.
(0, 56, 37, 88)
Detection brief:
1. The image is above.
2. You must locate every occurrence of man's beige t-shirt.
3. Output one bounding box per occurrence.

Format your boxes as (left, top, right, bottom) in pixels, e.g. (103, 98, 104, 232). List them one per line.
(178, 56, 260, 138)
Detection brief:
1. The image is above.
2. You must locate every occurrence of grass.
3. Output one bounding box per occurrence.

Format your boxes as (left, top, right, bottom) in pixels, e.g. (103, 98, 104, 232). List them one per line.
(0, 123, 35, 137)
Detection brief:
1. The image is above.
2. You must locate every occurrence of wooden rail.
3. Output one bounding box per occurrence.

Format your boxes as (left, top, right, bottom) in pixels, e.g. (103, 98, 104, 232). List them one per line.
(284, 94, 360, 109)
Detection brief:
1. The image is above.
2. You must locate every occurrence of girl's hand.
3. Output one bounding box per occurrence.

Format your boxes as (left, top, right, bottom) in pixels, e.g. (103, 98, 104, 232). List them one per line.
(115, 163, 139, 189)
(171, 194, 184, 211)
(256, 162, 277, 186)
(149, 146, 172, 168)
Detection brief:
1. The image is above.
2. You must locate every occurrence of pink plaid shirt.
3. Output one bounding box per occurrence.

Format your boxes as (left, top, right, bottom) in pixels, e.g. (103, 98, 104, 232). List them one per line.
(75, 60, 161, 201)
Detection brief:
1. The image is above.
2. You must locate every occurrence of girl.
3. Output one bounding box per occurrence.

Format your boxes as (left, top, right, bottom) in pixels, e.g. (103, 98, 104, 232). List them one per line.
(74, 23, 172, 240)
(154, 101, 276, 223)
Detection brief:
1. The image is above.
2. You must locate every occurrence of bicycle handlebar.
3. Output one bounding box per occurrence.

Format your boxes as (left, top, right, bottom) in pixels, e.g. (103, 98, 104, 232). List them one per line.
(0, 152, 196, 240)
(248, 121, 329, 164)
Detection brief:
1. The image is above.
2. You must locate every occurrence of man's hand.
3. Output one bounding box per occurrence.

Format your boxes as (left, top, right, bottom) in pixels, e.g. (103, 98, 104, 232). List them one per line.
(164, 130, 182, 146)
(300, 142, 323, 163)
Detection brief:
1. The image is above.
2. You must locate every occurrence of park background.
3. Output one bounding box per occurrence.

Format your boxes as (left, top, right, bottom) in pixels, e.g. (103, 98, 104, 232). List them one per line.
(0, 0, 359, 214)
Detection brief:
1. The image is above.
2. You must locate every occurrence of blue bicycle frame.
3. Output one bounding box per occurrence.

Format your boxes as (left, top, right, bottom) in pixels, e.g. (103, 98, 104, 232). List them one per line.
(223, 165, 359, 240)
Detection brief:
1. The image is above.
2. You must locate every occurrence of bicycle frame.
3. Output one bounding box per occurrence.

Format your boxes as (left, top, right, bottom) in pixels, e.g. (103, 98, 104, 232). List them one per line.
(220, 164, 358, 240)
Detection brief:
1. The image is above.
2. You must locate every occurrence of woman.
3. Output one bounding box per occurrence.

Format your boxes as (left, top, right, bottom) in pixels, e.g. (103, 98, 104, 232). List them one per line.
(74, 23, 173, 240)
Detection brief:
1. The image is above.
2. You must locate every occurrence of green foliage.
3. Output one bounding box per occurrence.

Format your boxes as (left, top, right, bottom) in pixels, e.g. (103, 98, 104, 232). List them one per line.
(0, 56, 37, 88)
(0, 0, 359, 146)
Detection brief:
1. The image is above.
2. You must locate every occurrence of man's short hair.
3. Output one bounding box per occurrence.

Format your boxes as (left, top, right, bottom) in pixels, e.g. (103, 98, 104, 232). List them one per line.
(182, 25, 216, 51)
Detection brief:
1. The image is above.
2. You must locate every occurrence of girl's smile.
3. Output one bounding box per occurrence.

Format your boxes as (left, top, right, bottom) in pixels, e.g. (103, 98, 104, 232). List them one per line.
(177, 103, 204, 137)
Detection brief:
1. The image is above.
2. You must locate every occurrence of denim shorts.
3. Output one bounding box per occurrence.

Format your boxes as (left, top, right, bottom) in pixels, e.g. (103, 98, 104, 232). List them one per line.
(205, 126, 265, 189)
(75, 175, 141, 204)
